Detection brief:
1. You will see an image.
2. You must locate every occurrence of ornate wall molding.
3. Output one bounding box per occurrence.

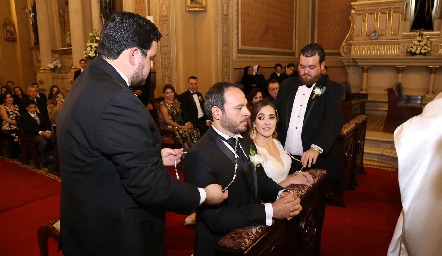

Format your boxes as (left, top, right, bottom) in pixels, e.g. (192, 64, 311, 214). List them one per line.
(219, 0, 233, 82)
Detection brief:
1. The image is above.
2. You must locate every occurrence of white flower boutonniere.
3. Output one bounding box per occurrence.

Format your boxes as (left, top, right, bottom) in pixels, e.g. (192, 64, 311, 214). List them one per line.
(312, 86, 326, 99)
(249, 145, 263, 169)
(198, 96, 203, 102)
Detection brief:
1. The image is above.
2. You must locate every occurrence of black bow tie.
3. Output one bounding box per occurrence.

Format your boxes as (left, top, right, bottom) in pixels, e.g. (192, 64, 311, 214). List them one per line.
(190, 91, 197, 95)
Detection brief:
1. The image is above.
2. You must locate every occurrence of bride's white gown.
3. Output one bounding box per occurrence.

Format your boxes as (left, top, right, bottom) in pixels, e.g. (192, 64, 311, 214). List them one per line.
(255, 139, 292, 184)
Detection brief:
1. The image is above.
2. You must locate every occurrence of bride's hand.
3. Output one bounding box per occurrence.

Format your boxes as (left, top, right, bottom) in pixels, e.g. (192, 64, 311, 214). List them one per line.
(288, 172, 314, 186)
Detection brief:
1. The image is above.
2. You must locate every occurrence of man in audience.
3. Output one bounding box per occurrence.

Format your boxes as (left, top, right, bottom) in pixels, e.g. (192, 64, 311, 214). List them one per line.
(19, 85, 49, 123)
(266, 79, 280, 103)
(20, 99, 53, 166)
(31, 82, 48, 103)
(74, 58, 88, 80)
(6, 81, 15, 95)
(275, 43, 343, 183)
(56, 12, 227, 256)
(184, 82, 302, 255)
(179, 76, 210, 134)
(277, 62, 297, 84)
(388, 92, 442, 256)
(269, 63, 282, 80)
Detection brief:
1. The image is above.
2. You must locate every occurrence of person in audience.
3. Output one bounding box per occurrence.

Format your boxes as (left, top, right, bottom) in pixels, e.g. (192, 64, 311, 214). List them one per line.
(275, 43, 344, 183)
(388, 92, 442, 256)
(31, 83, 48, 103)
(266, 79, 280, 103)
(5, 81, 15, 95)
(74, 58, 88, 80)
(321, 65, 329, 78)
(184, 82, 302, 256)
(47, 85, 60, 101)
(0, 92, 21, 157)
(277, 62, 297, 84)
(179, 76, 210, 134)
(20, 99, 53, 166)
(47, 92, 65, 126)
(0, 85, 11, 104)
(160, 84, 200, 151)
(246, 88, 263, 111)
(56, 12, 227, 256)
(250, 99, 313, 187)
(13, 86, 26, 105)
(270, 63, 282, 80)
(253, 65, 268, 96)
(19, 86, 49, 124)
(240, 65, 257, 96)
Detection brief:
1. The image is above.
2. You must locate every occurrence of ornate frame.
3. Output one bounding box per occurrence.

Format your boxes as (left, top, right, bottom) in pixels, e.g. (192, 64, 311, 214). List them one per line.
(3, 18, 17, 41)
(186, 0, 206, 12)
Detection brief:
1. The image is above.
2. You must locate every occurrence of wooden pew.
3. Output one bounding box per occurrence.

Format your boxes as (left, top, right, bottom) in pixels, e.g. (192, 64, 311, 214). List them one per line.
(216, 169, 327, 256)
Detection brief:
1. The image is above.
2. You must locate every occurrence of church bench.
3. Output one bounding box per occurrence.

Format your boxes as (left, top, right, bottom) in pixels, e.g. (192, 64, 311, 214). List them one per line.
(341, 81, 368, 123)
(216, 169, 327, 256)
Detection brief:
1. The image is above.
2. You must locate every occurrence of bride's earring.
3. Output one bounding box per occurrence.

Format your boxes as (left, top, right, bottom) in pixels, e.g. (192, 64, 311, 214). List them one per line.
(251, 124, 256, 137)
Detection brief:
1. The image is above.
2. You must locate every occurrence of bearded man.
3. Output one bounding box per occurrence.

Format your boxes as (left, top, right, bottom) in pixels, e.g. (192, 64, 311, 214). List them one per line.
(275, 43, 344, 183)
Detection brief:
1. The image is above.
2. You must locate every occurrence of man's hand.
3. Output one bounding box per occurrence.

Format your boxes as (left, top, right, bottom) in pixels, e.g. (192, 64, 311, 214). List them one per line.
(204, 184, 228, 205)
(161, 148, 184, 166)
(301, 149, 320, 168)
(272, 194, 302, 220)
(42, 131, 52, 139)
(133, 89, 142, 96)
(184, 122, 194, 128)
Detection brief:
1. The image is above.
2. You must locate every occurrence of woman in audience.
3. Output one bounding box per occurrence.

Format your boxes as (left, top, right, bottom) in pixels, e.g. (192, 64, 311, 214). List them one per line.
(47, 92, 65, 125)
(13, 86, 26, 105)
(47, 85, 60, 101)
(250, 99, 314, 187)
(240, 65, 257, 96)
(159, 84, 200, 151)
(0, 92, 21, 157)
(0, 85, 11, 104)
(247, 88, 264, 111)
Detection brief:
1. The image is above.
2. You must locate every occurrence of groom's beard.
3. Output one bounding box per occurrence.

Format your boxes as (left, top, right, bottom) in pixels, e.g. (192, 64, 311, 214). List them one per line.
(299, 72, 321, 86)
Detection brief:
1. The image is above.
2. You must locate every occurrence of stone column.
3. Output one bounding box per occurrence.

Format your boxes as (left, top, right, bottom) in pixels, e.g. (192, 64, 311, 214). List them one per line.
(396, 66, 406, 83)
(91, 0, 102, 32)
(35, 0, 53, 69)
(69, 0, 86, 68)
(427, 66, 438, 98)
(361, 66, 369, 93)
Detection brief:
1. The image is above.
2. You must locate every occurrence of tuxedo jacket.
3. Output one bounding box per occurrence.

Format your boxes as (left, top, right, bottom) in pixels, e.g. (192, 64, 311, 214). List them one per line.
(275, 75, 344, 181)
(57, 57, 200, 256)
(20, 112, 51, 137)
(184, 127, 283, 256)
(73, 69, 82, 80)
(179, 90, 206, 124)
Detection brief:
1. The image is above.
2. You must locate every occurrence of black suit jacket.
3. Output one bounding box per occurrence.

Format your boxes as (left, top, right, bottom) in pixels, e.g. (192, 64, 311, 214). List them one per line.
(73, 69, 82, 80)
(275, 75, 344, 181)
(19, 96, 48, 115)
(179, 90, 207, 125)
(184, 127, 283, 256)
(57, 57, 201, 256)
(20, 112, 51, 137)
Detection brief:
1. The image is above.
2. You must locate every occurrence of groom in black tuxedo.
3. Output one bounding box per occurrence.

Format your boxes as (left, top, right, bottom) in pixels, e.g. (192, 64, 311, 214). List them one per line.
(178, 76, 210, 134)
(184, 82, 302, 255)
(275, 43, 344, 182)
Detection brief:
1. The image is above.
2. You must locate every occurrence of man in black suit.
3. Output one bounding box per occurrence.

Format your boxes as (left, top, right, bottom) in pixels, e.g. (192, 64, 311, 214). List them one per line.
(20, 99, 53, 165)
(277, 62, 297, 84)
(269, 63, 282, 80)
(178, 76, 210, 134)
(73, 58, 88, 80)
(275, 43, 344, 182)
(19, 85, 49, 123)
(57, 12, 227, 256)
(184, 82, 302, 255)
(265, 79, 280, 103)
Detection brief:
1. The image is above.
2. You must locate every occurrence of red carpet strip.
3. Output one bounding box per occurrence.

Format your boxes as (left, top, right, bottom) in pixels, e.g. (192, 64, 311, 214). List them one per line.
(0, 158, 401, 255)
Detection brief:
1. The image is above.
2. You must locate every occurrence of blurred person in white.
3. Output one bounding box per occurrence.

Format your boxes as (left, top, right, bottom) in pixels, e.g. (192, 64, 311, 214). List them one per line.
(388, 92, 442, 256)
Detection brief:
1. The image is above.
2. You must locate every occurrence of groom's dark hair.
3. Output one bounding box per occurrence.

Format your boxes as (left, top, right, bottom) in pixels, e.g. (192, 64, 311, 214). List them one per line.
(204, 82, 243, 121)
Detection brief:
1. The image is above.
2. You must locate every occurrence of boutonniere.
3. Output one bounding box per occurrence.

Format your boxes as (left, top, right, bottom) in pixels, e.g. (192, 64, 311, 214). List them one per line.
(249, 144, 263, 169)
(198, 95, 203, 101)
(311, 85, 326, 99)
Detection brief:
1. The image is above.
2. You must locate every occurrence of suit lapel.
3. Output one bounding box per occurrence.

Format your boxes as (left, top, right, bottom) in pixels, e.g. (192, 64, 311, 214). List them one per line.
(284, 80, 301, 132)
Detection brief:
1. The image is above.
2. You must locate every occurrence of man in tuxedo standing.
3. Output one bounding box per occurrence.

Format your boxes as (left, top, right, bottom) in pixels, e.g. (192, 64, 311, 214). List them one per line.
(57, 12, 227, 256)
(73, 58, 88, 80)
(179, 76, 210, 134)
(275, 43, 344, 182)
(184, 82, 302, 255)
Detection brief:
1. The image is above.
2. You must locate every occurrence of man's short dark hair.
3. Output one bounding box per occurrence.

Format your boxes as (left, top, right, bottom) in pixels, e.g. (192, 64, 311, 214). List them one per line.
(267, 79, 279, 88)
(188, 76, 197, 81)
(6, 81, 14, 86)
(204, 82, 243, 121)
(274, 63, 282, 69)
(31, 82, 39, 87)
(98, 12, 162, 60)
(299, 43, 325, 63)
(79, 59, 86, 63)
(286, 63, 296, 69)
(23, 98, 37, 108)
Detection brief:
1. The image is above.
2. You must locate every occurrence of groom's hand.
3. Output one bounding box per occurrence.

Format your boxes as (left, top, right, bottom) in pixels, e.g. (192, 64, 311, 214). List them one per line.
(204, 184, 228, 205)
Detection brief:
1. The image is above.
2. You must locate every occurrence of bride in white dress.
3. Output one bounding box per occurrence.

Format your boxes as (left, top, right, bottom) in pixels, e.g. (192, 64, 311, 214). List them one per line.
(250, 99, 314, 187)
